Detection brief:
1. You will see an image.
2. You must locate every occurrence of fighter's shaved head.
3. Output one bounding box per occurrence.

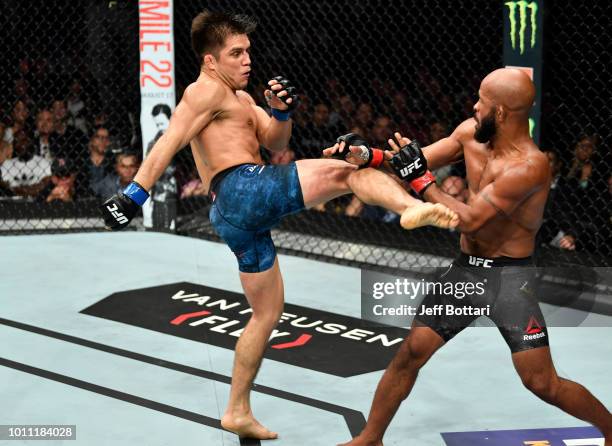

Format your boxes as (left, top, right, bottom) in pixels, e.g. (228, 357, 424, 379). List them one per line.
(481, 68, 535, 114)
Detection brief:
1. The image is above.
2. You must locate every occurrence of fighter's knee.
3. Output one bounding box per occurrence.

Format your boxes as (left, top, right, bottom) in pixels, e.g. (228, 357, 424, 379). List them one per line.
(520, 371, 559, 402)
(330, 163, 358, 189)
(250, 305, 283, 327)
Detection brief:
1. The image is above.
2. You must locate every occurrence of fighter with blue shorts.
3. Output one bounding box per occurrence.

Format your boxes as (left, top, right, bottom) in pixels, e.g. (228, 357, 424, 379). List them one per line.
(100, 11, 458, 440)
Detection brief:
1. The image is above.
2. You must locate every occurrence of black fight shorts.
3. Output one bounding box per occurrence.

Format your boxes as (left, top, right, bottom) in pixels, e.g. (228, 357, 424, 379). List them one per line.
(415, 253, 549, 353)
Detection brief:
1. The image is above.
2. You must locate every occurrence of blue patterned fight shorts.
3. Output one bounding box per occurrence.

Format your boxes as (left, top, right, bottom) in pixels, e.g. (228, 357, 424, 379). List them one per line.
(209, 163, 305, 273)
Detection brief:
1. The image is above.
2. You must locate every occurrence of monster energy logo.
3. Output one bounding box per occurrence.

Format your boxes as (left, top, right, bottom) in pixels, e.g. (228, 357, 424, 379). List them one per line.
(506, 1, 538, 55)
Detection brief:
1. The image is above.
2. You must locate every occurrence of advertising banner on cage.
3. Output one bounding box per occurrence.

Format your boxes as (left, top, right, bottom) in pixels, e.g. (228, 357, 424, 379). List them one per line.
(138, 1, 176, 229)
(503, 0, 544, 144)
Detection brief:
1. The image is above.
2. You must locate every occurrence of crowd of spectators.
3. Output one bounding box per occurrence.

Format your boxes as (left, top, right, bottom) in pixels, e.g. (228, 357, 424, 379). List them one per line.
(0, 58, 140, 204)
(250, 77, 609, 255)
(1, 67, 609, 255)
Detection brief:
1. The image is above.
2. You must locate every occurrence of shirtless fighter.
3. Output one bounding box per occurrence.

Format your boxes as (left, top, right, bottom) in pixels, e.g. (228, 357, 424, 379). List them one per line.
(99, 11, 457, 440)
(336, 68, 612, 446)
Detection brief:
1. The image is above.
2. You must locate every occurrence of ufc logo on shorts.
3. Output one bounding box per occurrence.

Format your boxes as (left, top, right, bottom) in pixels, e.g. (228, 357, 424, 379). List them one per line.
(106, 203, 128, 224)
(399, 159, 421, 177)
(468, 256, 493, 268)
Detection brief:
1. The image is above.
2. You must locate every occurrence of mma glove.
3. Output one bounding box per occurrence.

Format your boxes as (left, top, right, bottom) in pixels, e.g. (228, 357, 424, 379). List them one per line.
(388, 140, 436, 195)
(268, 75, 299, 121)
(331, 133, 385, 169)
(99, 181, 149, 230)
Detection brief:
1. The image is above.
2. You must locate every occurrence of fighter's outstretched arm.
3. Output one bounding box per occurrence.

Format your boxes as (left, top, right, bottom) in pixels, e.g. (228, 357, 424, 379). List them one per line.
(100, 82, 224, 230)
(386, 119, 473, 170)
(322, 121, 469, 171)
(134, 82, 225, 191)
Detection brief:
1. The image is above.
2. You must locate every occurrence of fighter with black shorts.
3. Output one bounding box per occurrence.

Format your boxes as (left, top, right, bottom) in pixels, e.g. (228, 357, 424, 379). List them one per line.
(337, 68, 612, 446)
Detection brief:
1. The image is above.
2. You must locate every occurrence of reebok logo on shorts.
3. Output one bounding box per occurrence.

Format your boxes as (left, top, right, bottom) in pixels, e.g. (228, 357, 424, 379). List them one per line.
(523, 316, 546, 341)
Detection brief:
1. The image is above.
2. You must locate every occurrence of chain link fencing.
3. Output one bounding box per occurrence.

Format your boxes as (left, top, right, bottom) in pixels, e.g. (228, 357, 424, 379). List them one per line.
(0, 1, 609, 270)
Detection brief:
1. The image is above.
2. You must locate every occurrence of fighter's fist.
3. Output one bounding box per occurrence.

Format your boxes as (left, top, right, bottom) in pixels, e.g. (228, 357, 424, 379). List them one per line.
(388, 136, 428, 181)
(322, 133, 385, 169)
(100, 193, 139, 230)
(99, 181, 149, 230)
(265, 75, 299, 112)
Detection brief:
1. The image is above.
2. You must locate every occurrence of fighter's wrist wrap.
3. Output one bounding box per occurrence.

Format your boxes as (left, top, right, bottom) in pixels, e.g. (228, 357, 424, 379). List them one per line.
(123, 181, 149, 206)
(271, 108, 291, 121)
(409, 171, 436, 196)
(365, 148, 385, 169)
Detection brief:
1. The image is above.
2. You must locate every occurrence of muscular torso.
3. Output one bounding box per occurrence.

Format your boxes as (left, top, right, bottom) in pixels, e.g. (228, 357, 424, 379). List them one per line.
(460, 126, 551, 258)
(189, 76, 263, 189)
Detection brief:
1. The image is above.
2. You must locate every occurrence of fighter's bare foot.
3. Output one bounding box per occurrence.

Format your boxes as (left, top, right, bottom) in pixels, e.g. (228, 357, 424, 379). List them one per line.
(400, 202, 459, 230)
(221, 413, 278, 440)
(337, 435, 383, 446)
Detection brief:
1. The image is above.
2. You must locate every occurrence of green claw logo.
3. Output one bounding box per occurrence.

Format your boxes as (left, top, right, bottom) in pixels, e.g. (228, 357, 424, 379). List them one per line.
(506, 1, 538, 55)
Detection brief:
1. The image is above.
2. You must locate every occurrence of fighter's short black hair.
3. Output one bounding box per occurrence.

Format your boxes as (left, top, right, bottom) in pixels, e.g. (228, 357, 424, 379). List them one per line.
(191, 10, 257, 62)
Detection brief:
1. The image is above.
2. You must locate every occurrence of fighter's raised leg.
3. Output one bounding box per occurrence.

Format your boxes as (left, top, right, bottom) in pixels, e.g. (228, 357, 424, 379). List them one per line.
(296, 158, 458, 230)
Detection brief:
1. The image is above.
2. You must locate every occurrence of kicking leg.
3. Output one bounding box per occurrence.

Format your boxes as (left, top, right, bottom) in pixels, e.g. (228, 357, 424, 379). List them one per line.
(296, 158, 458, 229)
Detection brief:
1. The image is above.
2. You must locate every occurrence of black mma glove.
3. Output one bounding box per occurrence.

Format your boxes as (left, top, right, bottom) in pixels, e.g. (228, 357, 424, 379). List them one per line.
(388, 140, 435, 195)
(268, 75, 299, 121)
(99, 181, 149, 230)
(331, 133, 384, 169)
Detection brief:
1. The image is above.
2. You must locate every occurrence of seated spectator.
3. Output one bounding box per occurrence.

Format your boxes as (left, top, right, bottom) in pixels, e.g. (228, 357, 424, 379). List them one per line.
(353, 103, 374, 137)
(293, 102, 339, 159)
(0, 129, 51, 197)
(43, 157, 77, 203)
(428, 120, 449, 145)
(565, 134, 601, 189)
(65, 80, 89, 135)
(52, 98, 88, 160)
(557, 175, 611, 252)
(76, 126, 114, 195)
(333, 94, 354, 129)
(440, 176, 468, 203)
(0, 124, 12, 164)
(3, 99, 31, 144)
(539, 149, 572, 247)
(93, 111, 109, 129)
(370, 116, 393, 149)
(290, 93, 311, 129)
(92, 152, 140, 198)
(33, 109, 57, 162)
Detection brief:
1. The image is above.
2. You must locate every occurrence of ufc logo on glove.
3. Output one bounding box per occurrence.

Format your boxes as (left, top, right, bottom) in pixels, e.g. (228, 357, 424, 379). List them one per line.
(106, 203, 129, 224)
(399, 159, 422, 178)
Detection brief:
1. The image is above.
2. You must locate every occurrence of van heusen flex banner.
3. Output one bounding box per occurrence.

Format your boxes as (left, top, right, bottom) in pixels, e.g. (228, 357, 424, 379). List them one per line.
(138, 1, 176, 228)
(81, 282, 409, 377)
(503, 0, 544, 144)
